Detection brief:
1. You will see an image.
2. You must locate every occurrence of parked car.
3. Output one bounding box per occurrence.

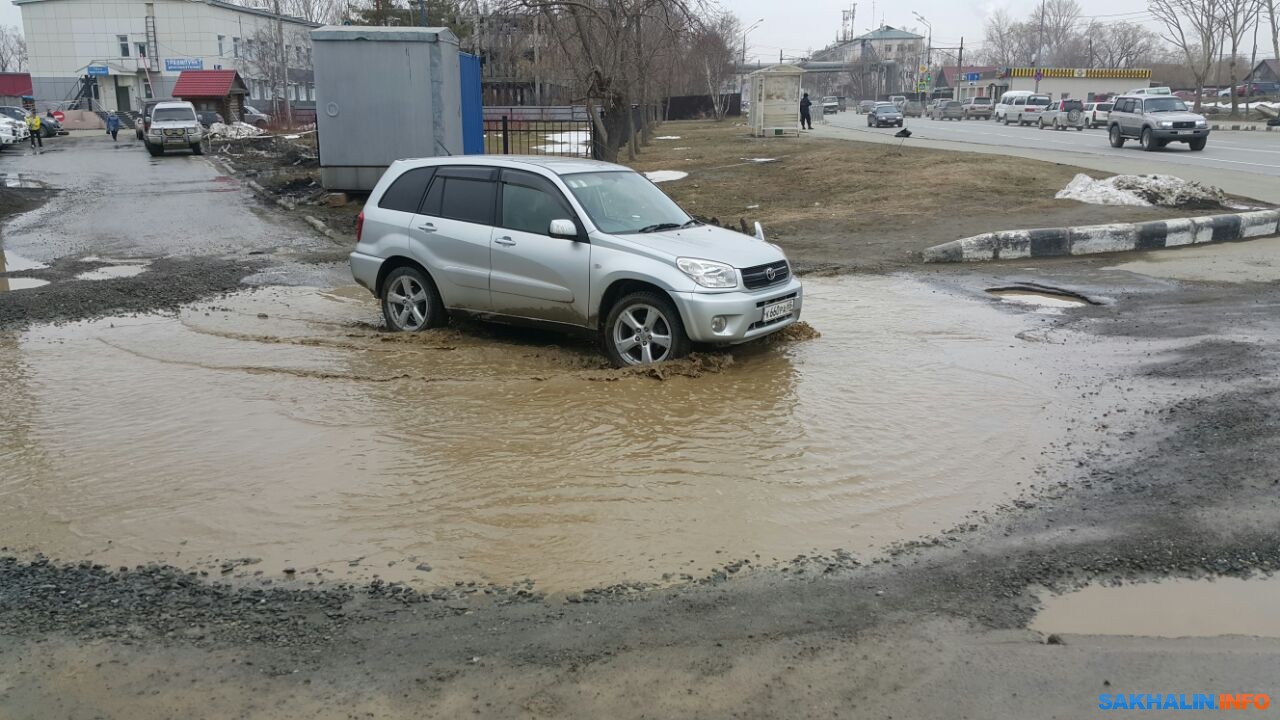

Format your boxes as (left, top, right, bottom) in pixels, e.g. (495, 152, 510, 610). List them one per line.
(135, 100, 161, 140)
(867, 104, 904, 127)
(0, 106, 61, 138)
(820, 96, 839, 114)
(1107, 94, 1209, 151)
(242, 104, 271, 127)
(1038, 99, 1086, 130)
(1129, 86, 1172, 96)
(902, 101, 924, 117)
(349, 157, 802, 367)
(1083, 101, 1113, 128)
(0, 117, 24, 148)
(994, 91, 1051, 125)
(962, 97, 992, 119)
(889, 95, 907, 109)
(197, 110, 225, 128)
(857, 100, 877, 114)
(38, 113, 62, 137)
(143, 101, 206, 156)
(930, 100, 964, 121)
(1235, 82, 1280, 97)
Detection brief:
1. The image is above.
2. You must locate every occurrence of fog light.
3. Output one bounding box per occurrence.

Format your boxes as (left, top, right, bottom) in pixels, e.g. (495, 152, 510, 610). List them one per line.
(711, 316, 727, 332)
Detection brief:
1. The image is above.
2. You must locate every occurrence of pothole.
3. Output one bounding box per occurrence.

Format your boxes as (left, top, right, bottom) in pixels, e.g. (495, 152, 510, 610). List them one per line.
(986, 284, 1097, 310)
(0, 277, 51, 292)
(1032, 576, 1280, 638)
(75, 264, 150, 281)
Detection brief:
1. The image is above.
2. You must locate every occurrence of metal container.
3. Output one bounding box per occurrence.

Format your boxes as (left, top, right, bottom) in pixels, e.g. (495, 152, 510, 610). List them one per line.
(312, 26, 463, 191)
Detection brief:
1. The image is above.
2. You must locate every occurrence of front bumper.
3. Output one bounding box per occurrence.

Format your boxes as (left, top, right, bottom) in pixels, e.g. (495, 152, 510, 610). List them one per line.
(350, 251, 384, 294)
(1152, 127, 1209, 141)
(671, 277, 803, 344)
(150, 132, 204, 146)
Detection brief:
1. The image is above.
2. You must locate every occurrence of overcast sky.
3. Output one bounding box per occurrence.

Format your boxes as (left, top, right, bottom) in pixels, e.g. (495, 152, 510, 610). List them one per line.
(727, 0, 1163, 64)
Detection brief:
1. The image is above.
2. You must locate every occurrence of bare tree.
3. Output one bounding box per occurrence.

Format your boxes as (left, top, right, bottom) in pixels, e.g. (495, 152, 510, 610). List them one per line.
(0, 26, 27, 73)
(1266, 0, 1279, 65)
(1150, 0, 1222, 110)
(688, 11, 738, 120)
(1086, 21, 1162, 67)
(1219, 0, 1262, 114)
(982, 9, 1020, 66)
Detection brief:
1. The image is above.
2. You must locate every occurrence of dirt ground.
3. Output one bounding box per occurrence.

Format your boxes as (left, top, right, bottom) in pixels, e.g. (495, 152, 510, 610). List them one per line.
(626, 120, 1227, 271)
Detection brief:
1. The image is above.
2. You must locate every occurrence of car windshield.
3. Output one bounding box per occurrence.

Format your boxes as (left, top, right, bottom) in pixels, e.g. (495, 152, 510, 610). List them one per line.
(875, 107, 898, 114)
(1144, 97, 1188, 112)
(153, 107, 196, 122)
(562, 171, 693, 235)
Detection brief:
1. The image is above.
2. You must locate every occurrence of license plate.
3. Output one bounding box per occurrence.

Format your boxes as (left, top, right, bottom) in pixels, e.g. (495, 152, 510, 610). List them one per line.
(762, 298, 795, 322)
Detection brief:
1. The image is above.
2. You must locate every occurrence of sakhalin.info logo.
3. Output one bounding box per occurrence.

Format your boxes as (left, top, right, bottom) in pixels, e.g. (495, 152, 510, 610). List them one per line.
(1099, 694, 1271, 711)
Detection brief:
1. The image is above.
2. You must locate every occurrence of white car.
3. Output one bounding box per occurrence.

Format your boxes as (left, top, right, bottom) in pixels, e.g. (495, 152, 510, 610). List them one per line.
(0, 117, 28, 147)
(1084, 101, 1113, 128)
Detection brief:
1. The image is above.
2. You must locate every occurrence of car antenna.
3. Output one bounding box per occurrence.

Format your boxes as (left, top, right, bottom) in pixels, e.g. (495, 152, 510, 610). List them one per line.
(434, 138, 453, 157)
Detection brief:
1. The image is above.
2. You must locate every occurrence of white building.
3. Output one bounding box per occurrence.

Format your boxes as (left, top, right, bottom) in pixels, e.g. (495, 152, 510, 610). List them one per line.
(15, 0, 319, 115)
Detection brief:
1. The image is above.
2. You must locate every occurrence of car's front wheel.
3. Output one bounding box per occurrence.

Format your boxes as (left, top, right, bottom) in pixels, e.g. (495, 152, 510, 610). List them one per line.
(604, 291, 690, 367)
(381, 266, 446, 332)
(1140, 128, 1157, 151)
(1189, 137, 1207, 151)
(146, 142, 163, 157)
(190, 142, 204, 155)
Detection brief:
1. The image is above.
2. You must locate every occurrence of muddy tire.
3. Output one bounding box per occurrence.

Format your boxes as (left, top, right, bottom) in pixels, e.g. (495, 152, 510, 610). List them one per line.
(1140, 128, 1157, 151)
(1109, 125, 1125, 148)
(603, 291, 690, 367)
(381, 266, 446, 332)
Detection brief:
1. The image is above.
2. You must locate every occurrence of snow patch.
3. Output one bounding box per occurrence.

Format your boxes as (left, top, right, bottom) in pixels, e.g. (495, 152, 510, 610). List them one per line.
(655, 135, 682, 140)
(208, 122, 267, 139)
(1057, 173, 1229, 210)
(645, 170, 688, 183)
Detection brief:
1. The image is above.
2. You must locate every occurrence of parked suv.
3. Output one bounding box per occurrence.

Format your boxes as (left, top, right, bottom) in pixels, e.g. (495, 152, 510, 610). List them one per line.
(349, 157, 802, 366)
(1107, 95, 1209, 151)
(1038, 99, 1086, 131)
(962, 97, 992, 119)
(144, 101, 205, 156)
(930, 100, 964, 121)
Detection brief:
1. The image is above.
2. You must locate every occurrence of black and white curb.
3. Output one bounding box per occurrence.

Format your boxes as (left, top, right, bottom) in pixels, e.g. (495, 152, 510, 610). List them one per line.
(923, 209, 1280, 263)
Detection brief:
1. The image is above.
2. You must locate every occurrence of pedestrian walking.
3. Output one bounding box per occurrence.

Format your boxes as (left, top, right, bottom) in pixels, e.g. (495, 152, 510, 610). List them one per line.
(799, 93, 813, 130)
(25, 113, 42, 149)
(106, 113, 120, 142)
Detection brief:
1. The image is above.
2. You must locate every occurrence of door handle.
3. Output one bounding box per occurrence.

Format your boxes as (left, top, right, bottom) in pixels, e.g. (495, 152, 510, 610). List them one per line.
(494, 236, 516, 247)
(418, 223, 437, 233)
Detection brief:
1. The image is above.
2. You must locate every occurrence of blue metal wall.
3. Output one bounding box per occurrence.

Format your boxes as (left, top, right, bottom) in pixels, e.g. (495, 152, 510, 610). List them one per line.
(459, 52, 483, 155)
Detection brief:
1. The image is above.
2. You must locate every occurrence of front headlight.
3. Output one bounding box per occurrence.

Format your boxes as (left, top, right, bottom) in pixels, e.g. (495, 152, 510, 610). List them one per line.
(677, 257, 738, 289)
(1196, 119, 1207, 127)
(1158, 121, 1173, 128)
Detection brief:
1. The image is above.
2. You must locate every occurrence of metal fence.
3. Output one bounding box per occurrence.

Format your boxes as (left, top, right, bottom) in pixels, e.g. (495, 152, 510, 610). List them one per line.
(482, 114, 594, 158)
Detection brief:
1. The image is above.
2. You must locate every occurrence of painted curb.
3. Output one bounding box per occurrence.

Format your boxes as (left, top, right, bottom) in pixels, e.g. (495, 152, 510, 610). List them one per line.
(922, 209, 1280, 263)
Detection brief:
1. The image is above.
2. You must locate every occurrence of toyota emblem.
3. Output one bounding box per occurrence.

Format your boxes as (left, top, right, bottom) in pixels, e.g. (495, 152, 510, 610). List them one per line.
(765, 267, 777, 281)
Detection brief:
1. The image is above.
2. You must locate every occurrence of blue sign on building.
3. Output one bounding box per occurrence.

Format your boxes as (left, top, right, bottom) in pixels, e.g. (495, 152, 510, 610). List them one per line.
(86, 65, 109, 76)
(965, 72, 982, 83)
(164, 58, 204, 71)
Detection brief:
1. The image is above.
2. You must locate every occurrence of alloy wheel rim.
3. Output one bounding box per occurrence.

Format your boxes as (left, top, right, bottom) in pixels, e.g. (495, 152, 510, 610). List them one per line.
(386, 276, 429, 330)
(613, 304, 673, 365)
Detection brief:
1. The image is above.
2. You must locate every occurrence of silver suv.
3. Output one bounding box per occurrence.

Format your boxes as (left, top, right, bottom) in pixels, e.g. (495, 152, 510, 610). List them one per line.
(349, 157, 803, 366)
(1107, 95, 1209, 151)
(145, 101, 205, 156)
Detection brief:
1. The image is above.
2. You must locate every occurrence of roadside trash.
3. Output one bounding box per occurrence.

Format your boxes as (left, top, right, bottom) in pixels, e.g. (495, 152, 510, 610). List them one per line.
(208, 122, 267, 139)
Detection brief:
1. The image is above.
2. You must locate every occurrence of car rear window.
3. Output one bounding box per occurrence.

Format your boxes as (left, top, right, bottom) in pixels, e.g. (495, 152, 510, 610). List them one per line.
(1097, 103, 1113, 111)
(153, 107, 196, 122)
(379, 167, 436, 214)
(972, 98, 991, 104)
(439, 178, 497, 225)
(945, 101, 961, 108)
(1062, 100, 1083, 110)
(1027, 96, 1051, 106)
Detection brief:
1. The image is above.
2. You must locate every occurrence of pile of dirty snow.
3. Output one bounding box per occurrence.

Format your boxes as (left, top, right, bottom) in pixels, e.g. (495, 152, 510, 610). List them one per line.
(1056, 173, 1229, 210)
(645, 170, 688, 183)
(207, 121, 267, 139)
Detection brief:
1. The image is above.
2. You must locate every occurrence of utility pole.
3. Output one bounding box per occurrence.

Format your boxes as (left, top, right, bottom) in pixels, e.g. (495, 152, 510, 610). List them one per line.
(1034, 0, 1045, 92)
(273, 0, 292, 128)
(956, 37, 963, 102)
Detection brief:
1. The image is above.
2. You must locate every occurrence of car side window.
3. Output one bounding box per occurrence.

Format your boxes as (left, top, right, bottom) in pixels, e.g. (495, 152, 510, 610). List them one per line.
(499, 170, 574, 236)
(378, 167, 436, 213)
(440, 177, 497, 225)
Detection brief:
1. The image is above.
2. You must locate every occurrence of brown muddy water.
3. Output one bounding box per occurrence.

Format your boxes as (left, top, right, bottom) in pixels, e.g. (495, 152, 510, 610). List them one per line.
(1032, 577, 1280, 638)
(0, 275, 1149, 590)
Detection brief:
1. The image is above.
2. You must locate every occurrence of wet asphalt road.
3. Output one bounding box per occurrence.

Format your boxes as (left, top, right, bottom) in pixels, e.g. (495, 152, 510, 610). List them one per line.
(3, 128, 1280, 718)
(823, 112, 1280, 203)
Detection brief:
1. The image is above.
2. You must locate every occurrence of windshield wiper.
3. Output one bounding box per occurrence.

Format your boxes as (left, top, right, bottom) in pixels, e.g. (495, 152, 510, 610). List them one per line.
(636, 222, 683, 233)
(678, 219, 701, 228)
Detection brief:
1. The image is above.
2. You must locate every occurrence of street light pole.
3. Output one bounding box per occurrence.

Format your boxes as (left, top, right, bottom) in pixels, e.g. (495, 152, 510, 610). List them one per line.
(742, 19, 764, 66)
(912, 12, 931, 103)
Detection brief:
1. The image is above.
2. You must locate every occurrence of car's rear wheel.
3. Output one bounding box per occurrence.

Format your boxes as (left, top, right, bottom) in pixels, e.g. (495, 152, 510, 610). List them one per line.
(1003, 114, 1011, 125)
(1109, 125, 1125, 148)
(381, 266, 446, 332)
(1140, 128, 1157, 151)
(604, 291, 690, 367)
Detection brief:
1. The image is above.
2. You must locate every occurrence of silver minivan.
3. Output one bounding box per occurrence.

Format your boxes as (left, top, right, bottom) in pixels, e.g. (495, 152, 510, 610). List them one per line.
(994, 91, 1051, 126)
(349, 157, 803, 366)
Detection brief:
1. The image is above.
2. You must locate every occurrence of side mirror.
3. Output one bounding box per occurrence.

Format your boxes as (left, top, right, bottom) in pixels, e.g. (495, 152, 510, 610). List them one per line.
(754, 221, 766, 242)
(549, 218, 578, 239)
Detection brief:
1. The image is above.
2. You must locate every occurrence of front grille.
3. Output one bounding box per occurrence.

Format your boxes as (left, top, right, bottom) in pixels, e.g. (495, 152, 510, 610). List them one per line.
(741, 260, 790, 290)
(1172, 121, 1196, 129)
(163, 128, 185, 136)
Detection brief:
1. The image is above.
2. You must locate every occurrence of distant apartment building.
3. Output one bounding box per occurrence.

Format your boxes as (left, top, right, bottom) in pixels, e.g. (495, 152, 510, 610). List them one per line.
(15, 0, 318, 115)
(811, 25, 926, 97)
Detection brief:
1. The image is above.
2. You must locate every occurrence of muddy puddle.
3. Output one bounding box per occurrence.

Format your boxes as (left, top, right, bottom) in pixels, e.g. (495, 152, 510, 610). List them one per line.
(1032, 576, 1280, 638)
(0, 275, 1154, 590)
(0, 277, 49, 292)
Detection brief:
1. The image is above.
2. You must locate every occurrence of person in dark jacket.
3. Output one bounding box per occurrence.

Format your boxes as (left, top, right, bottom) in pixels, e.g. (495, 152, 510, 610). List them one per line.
(799, 93, 813, 129)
